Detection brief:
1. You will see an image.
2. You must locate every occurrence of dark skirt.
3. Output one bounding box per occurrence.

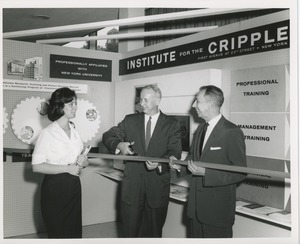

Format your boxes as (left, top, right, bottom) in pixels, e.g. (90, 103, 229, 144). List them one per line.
(41, 173, 82, 238)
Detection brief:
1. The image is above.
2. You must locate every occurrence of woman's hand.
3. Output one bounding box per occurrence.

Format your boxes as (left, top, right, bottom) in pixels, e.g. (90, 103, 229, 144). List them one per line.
(76, 154, 89, 168)
(68, 164, 81, 176)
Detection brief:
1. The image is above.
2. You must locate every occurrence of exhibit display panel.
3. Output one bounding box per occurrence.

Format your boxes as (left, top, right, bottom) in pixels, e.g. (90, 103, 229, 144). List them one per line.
(231, 65, 290, 212)
(2, 9, 295, 239)
(2, 39, 120, 237)
(116, 9, 292, 237)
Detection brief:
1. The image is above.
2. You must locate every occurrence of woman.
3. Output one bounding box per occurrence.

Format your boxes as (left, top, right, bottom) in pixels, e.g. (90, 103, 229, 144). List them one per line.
(32, 87, 89, 238)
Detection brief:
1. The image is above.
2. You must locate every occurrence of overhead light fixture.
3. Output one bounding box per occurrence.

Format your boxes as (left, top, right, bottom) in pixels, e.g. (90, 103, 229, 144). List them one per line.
(32, 15, 50, 20)
(36, 26, 218, 44)
(4, 9, 254, 39)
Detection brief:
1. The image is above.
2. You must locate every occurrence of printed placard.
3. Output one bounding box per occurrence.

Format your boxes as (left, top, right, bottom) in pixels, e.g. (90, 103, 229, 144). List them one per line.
(237, 156, 285, 209)
(119, 20, 289, 75)
(230, 113, 286, 159)
(3, 80, 88, 94)
(231, 65, 287, 112)
(50, 54, 112, 82)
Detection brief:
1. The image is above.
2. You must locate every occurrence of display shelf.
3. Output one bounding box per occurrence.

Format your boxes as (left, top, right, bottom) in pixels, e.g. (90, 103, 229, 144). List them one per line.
(235, 199, 291, 228)
(93, 166, 291, 229)
(94, 167, 124, 181)
(169, 183, 189, 202)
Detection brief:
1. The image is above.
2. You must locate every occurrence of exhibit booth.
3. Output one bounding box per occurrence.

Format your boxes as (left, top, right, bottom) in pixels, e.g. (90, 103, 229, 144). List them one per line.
(2, 9, 294, 239)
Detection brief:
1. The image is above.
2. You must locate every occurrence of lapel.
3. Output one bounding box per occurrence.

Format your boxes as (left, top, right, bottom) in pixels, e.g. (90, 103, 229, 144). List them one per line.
(137, 113, 146, 150)
(194, 123, 206, 160)
(201, 116, 225, 155)
(151, 112, 164, 138)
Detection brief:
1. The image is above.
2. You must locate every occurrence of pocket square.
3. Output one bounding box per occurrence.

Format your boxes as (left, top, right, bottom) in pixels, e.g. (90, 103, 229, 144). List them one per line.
(210, 147, 221, 150)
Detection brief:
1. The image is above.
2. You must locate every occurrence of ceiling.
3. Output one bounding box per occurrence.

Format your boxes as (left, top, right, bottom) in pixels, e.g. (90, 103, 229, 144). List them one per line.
(2, 8, 120, 43)
(3, 8, 284, 45)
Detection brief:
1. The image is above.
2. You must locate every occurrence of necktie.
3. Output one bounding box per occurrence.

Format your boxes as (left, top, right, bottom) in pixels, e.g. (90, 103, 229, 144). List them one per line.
(145, 116, 152, 150)
(199, 122, 209, 156)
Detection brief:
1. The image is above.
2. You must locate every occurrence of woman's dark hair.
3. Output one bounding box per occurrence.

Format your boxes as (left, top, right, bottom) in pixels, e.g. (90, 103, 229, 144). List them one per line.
(47, 87, 77, 121)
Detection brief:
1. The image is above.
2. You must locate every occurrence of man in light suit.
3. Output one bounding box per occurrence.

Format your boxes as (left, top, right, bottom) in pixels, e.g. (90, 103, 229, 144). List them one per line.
(103, 84, 182, 238)
(171, 85, 247, 238)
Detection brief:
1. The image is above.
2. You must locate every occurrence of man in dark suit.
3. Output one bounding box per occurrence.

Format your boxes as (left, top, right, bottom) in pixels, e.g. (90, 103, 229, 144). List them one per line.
(102, 84, 182, 238)
(171, 85, 247, 238)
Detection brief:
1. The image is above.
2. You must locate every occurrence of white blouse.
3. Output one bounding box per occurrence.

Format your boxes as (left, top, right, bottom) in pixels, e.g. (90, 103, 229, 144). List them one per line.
(32, 121, 83, 165)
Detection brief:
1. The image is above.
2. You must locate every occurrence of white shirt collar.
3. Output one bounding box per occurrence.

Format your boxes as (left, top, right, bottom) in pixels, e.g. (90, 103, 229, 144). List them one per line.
(145, 111, 160, 120)
(207, 113, 222, 128)
(145, 111, 160, 136)
(203, 114, 222, 148)
(32, 121, 83, 165)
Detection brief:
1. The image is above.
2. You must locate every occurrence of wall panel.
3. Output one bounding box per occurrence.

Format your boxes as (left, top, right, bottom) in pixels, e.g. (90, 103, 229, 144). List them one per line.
(2, 40, 119, 237)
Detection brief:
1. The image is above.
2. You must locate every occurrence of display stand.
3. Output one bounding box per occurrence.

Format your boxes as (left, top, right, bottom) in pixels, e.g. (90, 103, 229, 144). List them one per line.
(93, 166, 291, 229)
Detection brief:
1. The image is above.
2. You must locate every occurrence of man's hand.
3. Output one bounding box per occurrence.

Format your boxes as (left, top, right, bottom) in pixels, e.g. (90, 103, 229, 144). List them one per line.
(188, 160, 205, 176)
(117, 141, 135, 155)
(169, 156, 181, 173)
(145, 160, 159, 170)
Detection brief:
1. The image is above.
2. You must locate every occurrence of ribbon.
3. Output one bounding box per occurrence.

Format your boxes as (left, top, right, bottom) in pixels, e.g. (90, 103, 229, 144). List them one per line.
(3, 148, 289, 179)
(88, 153, 290, 180)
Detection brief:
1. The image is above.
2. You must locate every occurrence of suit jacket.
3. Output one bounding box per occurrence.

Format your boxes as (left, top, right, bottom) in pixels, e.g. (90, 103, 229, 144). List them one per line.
(103, 111, 182, 208)
(186, 115, 247, 227)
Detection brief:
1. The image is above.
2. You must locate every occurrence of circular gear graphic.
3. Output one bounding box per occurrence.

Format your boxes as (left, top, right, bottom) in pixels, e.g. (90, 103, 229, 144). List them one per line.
(70, 98, 101, 143)
(11, 97, 51, 145)
(3, 107, 9, 134)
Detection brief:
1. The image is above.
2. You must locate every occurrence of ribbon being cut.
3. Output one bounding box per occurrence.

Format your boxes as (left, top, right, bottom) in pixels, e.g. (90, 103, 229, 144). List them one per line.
(87, 153, 290, 180)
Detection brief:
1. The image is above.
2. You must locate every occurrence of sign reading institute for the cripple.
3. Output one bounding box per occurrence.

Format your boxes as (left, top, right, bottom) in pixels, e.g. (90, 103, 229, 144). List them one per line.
(50, 54, 112, 82)
(119, 20, 289, 75)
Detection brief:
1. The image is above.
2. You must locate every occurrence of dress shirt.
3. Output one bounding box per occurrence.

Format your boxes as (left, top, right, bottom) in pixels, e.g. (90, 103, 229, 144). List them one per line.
(203, 113, 222, 148)
(32, 121, 83, 165)
(144, 111, 160, 137)
(145, 111, 161, 172)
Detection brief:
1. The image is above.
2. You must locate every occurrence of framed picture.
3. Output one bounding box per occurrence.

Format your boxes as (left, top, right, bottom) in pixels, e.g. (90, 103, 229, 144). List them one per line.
(134, 86, 143, 113)
(169, 115, 190, 152)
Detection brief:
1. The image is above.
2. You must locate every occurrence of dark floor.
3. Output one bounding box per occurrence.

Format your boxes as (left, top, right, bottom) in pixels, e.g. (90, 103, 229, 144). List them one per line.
(7, 221, 119, 239)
